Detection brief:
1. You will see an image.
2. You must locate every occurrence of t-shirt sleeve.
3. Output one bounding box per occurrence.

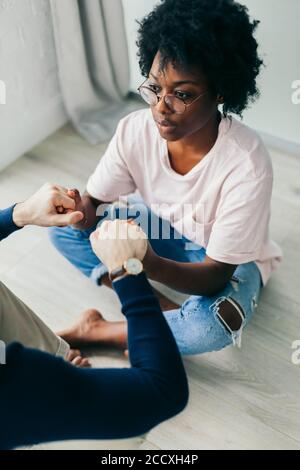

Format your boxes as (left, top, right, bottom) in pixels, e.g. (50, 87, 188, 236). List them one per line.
(86, 118, 136, 201)
(206, 175, 273, 265)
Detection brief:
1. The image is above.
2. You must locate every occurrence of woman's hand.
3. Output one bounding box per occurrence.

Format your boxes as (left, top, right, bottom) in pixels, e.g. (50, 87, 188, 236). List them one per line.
(67, 189, 104, 231)
(66, 189, 88, 229)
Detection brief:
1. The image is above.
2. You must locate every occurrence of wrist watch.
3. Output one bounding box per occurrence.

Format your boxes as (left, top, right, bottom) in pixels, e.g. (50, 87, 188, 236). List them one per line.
(109, 258, 143, 282)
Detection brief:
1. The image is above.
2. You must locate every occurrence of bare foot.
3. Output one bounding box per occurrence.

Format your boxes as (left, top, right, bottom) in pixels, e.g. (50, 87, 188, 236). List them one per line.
(58, 288, 179, 355)
(66, 348, 91, 368)
(57, 309, 128, 350)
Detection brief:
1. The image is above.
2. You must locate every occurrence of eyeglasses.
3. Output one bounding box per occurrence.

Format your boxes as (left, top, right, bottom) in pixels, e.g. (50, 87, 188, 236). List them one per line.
(137, 79, 207, 114)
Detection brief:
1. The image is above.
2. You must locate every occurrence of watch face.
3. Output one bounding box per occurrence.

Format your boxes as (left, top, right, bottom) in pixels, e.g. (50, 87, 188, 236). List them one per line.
(124, 258, 143, 275)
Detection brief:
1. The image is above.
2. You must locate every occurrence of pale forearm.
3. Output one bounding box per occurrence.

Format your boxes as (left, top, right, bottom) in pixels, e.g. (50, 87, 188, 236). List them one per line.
(12, 202, 31, 227)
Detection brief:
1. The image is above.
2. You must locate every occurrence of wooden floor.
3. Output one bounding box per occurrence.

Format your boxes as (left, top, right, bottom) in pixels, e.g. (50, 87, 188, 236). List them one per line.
(0, 124, 300, 450)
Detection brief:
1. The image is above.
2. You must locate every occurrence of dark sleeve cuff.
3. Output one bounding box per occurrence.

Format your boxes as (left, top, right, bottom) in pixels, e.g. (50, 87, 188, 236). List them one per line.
(0, 205, 23, 241)
(112, 272, 156, 306)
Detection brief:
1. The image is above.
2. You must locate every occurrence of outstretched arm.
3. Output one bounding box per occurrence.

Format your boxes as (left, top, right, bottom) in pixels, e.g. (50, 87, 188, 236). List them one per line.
(0, 183, 84, 241)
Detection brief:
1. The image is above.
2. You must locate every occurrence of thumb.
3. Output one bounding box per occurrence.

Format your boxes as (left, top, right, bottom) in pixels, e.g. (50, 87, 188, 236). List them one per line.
(48, 211, 84, 227)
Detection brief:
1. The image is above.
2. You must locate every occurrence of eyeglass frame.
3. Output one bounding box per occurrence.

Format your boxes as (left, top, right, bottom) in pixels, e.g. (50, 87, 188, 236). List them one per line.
(137, 78, 208, 114)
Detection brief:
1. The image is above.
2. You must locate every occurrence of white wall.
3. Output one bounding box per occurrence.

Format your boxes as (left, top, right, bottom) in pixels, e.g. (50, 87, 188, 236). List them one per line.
(123, 0, 300, 151)
(0, 0, 67, 171)
(123, 0, 158, 91)
(242, 0, 300, 151)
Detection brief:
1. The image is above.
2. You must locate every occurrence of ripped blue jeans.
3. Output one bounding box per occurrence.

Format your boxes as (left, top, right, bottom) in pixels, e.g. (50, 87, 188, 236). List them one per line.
(49, 195, 262, 356)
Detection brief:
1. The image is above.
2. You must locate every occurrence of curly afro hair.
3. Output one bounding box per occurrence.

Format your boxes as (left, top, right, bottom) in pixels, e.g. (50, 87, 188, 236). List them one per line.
(136, 0, 264, 116)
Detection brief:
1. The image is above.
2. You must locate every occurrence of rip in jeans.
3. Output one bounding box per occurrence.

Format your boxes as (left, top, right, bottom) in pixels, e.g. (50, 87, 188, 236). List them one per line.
(210, 296, 246, 348)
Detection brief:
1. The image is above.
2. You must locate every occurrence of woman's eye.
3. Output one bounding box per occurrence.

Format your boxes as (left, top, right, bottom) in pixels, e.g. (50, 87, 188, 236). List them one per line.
(175, 91, 192, 100)
(148, 84, 192, 101)
(148, 84, 160, 93)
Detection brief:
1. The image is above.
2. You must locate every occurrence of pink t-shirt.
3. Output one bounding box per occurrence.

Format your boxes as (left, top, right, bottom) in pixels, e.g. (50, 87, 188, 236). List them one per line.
(87, 108, 283, 286)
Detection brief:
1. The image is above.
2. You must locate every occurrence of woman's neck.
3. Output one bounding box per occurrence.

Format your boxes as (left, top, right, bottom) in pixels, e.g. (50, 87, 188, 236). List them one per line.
(166, 111, 221, 175)
(168, 111, 221, 160)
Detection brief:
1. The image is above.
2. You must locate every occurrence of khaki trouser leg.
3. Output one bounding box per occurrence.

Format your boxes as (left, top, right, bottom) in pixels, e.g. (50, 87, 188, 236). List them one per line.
(0, 281, 69, 358)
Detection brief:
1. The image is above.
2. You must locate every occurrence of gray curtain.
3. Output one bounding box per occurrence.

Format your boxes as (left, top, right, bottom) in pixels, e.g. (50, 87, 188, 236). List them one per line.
(50, 0, 144, 144)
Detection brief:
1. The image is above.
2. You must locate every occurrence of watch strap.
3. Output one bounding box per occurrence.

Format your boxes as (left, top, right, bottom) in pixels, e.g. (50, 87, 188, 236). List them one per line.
(109, 265, 127, 282)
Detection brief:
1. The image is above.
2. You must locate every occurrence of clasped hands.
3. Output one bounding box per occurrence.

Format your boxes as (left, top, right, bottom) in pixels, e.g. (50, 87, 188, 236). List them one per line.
(13, 183, 156, 274)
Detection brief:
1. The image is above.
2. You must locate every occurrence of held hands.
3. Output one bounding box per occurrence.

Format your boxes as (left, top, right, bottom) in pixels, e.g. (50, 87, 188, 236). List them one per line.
(65, 188, 87, 228)
(90, 219, 148, 273)
(13, 183, 84, 228)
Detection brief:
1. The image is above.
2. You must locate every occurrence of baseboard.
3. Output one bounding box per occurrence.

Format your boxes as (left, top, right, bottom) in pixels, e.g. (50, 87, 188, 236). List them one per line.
(259, 131, 300, 157)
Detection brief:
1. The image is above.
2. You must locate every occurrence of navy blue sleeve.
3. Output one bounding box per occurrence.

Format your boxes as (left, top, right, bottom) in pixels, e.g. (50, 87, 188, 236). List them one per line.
(0, 273, 189, 449)
(0, 205, 22, 241)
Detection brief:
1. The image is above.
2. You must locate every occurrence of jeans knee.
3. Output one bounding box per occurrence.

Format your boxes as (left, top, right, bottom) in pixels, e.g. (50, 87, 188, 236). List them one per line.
(48, 226, 64, 247)
(171, 299, 235, 355)
(48, 226, 75, 254)
(177, 324, 232, 355)
(48, 226, 59, 243)
(172, 315, 228, 356)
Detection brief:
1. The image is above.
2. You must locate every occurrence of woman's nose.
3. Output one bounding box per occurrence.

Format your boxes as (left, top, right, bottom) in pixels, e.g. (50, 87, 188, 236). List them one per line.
(155, 94, 173, 114)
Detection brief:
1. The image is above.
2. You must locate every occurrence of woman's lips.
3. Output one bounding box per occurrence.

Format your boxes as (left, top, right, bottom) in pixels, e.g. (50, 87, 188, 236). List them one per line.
(156, 120, 177, 132)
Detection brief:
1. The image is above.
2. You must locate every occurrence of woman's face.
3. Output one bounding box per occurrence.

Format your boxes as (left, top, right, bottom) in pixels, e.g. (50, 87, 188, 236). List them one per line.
(148, 51, 219, 141)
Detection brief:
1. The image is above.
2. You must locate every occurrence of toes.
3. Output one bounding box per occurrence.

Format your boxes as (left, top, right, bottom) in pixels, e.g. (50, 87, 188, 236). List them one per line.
(71, 356, 83, 367)
(67, 349, 91, 367)
(67, 349, 81, 362)
(71, 356, 91, 368)
(80, 358, 91, 368)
